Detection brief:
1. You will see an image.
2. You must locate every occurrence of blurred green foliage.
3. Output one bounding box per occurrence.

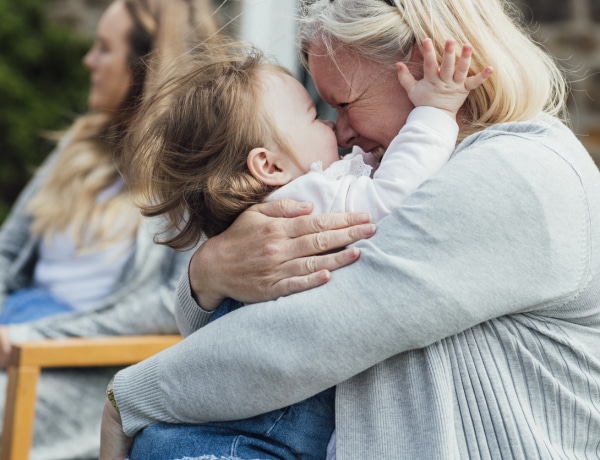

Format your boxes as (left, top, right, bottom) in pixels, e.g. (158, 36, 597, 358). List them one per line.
(0, 0, 91, 222)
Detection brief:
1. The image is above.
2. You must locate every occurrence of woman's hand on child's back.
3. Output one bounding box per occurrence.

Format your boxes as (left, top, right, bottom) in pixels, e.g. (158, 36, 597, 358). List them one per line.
(189, 199, 376, 310)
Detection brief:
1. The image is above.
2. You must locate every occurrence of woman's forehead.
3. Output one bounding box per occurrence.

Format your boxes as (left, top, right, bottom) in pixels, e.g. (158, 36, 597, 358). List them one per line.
(308, 42, 386, 102)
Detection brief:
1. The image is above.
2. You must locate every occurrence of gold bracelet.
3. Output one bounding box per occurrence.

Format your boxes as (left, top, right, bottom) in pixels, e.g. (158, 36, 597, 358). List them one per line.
(106, 377, 120, 414)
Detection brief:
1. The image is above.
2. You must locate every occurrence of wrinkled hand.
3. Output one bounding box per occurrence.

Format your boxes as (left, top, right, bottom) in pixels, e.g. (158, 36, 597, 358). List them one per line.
(0, 326, 12, 368)
(190, 199, 376, 310)
(99, 399, 133, 460)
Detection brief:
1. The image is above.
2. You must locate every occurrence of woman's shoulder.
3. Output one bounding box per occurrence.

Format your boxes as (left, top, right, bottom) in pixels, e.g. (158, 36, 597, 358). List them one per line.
(439, 116, 600, 320)
(446, 116, 597, 205)
(454, 115, 596, 183)
(457, 115, 575, 151)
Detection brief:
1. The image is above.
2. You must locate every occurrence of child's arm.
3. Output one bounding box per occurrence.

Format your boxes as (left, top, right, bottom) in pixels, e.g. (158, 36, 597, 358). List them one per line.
(341, 38, 493, 220)
(267, 109, 453, 222)
(268, 39, 491, 221)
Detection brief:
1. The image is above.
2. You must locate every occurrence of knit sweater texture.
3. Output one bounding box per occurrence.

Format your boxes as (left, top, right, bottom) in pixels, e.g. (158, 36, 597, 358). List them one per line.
(116, 115, 600, 459)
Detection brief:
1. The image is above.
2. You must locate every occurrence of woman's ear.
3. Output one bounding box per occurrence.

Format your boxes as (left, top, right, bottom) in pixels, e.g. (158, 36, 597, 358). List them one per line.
(247, 148, 293, 186)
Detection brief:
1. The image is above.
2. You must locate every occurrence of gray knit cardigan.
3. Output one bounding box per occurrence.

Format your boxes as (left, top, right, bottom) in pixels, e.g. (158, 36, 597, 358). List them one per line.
(117, 115, 600, 459)
(0, 148, 192, 460)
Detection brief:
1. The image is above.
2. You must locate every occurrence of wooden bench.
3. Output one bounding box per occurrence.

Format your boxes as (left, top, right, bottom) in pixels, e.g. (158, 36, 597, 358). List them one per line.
(1, 335, 181, 460)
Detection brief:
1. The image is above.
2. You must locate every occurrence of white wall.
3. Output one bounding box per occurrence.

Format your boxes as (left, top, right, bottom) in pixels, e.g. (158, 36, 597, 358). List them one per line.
(238, 0, 301, 77)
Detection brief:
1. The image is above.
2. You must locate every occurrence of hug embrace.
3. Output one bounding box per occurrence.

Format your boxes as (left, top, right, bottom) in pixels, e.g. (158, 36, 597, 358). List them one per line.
(101, 0, 600, 459)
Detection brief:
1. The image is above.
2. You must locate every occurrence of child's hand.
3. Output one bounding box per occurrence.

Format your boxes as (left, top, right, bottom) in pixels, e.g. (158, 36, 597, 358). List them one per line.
(396, 38, 493, 119)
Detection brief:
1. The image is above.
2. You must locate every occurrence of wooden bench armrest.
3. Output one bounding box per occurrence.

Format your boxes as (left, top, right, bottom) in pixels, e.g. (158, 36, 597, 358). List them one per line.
(7, 335, 182, 368)
(1, 335, 181, 460)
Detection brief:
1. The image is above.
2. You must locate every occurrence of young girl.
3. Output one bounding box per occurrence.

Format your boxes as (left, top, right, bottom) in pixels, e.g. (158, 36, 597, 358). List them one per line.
(123, 39, 491, 459)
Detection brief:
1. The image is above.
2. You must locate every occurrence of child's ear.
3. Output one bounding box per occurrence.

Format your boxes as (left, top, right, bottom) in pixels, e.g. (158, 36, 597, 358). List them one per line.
(247, 148, 293, 186)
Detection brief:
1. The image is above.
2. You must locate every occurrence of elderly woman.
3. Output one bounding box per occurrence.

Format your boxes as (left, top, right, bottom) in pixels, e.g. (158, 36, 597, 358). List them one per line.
(102, 0, 600, 458)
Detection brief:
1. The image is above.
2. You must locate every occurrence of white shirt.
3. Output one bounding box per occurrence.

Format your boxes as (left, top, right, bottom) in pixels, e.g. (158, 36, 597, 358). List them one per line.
(33, 180, 135, 311)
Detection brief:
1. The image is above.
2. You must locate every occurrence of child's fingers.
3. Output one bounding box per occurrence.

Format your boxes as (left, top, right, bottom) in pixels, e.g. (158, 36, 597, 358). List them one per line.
(464, 66, 494, 91)
(421, 38, 440, 81)
(453, 44, 472, 83)
(439, 39, 456, 81)
(395, 61, 418, 92)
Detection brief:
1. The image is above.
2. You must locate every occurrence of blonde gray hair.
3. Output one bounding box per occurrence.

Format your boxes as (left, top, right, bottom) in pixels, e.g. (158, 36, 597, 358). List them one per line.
(298, 0, 569, 139)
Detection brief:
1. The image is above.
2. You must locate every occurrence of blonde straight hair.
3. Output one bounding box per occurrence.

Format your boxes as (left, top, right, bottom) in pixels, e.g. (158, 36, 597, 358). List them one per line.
(26, 0, 219, 252)
(298, 0, 569, 139)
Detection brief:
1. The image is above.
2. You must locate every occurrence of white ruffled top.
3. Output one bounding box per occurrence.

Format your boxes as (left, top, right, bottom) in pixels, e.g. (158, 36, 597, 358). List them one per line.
(267, 106, 459, 223)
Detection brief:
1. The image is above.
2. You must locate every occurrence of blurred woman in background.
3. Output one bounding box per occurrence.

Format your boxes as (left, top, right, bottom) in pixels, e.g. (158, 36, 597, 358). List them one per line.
(0, 0, 219, 457)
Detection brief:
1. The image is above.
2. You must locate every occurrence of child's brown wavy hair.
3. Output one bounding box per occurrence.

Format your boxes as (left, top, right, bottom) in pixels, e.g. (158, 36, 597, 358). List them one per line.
(125, 40, 294, 249)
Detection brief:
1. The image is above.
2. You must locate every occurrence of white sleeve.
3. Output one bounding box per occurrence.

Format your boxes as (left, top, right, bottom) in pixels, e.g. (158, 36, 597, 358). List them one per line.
(267, 106, 458, 222)
(345, 106, 458, 221)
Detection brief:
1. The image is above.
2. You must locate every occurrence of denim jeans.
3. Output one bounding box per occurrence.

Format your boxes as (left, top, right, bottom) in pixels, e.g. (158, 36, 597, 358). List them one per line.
(130, 298, 335, 460)
(0, 288, 74, 324)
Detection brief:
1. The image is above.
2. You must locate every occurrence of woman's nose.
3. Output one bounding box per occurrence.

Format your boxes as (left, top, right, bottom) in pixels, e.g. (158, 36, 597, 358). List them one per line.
(83, 49, 94, 70)
(334, 110, 357, 148)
